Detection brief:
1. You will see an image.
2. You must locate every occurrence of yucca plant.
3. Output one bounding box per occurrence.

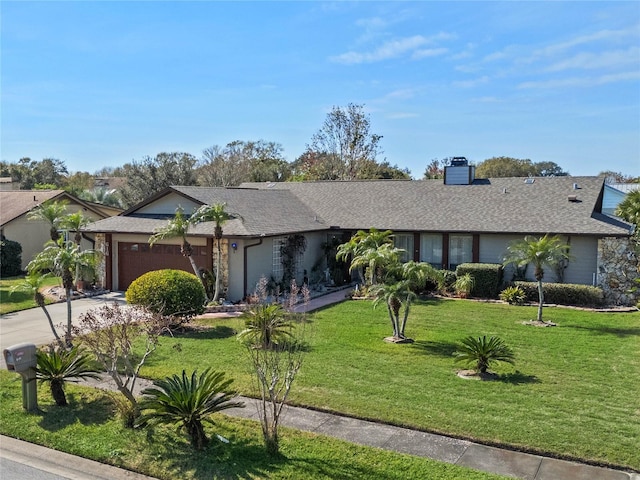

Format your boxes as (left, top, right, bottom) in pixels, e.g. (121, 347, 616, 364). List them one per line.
(137, 369, 244, 450)
(454, 273, 475, 298)
(237, 303, 293, 349)
(35, 346, 101, 406)
(455, 335, 515, 374)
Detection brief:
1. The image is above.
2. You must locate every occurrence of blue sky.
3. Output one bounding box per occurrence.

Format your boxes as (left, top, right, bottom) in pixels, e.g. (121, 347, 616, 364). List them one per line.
(2, 1, 639, 178)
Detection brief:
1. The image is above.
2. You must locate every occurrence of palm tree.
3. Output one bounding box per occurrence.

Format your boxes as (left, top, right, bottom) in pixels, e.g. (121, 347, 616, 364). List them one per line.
(503, 234, 571, 323)
(370, 280, 415, 341)
(27, 200, 68, 242)
(237, 303, 293, 349)
(149, 206, 201, 279)
(336, 228, 394, 285)
(137, 369, 244, 450)
(455, 336, 515, 374)
(10, 272, 64, 347)
(615, 189, 640, 228)
(27, 239, 101, 346)
(350, 242, 402, 286)
(59, 211, 92, 245)
(36, 346, 101, 406)
(193, 203, 230, 302)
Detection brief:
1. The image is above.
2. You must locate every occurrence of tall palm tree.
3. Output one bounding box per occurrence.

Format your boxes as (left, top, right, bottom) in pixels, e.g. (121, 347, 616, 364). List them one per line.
(36, 346, 101, 406)
(503, 234, 571, 323)
(27, 239, 101, 346)
(137, 369, 244, 450)
(10, 272, 64, 347)
(27, 200, 68, 242)
(193, 203, 230, 302)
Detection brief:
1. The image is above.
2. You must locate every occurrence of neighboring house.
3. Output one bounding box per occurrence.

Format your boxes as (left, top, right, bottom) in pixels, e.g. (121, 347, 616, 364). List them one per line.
(602, 183, 640, 216)
(83, 167, 637, 305)
(0, 177, 18, 191)
(0, 190, 114, 270)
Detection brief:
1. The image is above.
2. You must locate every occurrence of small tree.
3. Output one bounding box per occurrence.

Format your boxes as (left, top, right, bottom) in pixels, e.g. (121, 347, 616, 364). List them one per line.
(35, 346, 101, 406)
(27, 199, 68, 242)
(503, 234, 571, 323)
(27, 239, 102, 346)
(241, 280, 310, 456)
(193, 203, 231, 302)
(75, 303, 168, 425)
(237, 303, 294, 349)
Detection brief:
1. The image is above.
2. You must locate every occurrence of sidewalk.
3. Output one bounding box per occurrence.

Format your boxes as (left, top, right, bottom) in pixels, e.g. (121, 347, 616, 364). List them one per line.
(2, 290, 639, 480)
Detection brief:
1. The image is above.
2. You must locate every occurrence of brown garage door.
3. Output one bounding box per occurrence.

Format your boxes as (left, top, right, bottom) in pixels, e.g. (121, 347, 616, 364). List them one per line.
(118, 242, 210, 291)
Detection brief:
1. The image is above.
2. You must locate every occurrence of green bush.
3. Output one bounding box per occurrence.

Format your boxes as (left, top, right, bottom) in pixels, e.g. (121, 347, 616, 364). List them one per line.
(0, 238, 23, 277)
(514, 281, 605, 307)
(125, 269, 206, 318)
(499, 285, 526, 305)
(455, 263, 503, 298)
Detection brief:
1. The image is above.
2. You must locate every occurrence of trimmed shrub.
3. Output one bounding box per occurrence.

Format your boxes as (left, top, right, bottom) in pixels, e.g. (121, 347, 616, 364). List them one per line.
(455, 263, 503, 298)
(0, 238, 23, 277)
(514, 281, 605, 307)
(126, 269, 206, 318)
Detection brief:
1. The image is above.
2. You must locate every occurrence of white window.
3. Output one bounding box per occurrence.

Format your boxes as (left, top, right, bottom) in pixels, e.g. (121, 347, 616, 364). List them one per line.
(420, 234, 443, 268)
(394, 234, 414, 263)
(272, 237, 285, 281)
(449, 235, 473, 270)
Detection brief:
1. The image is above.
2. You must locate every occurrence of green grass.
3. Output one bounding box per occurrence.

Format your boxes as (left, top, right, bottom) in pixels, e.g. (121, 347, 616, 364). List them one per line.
(0, 275, 61, 315)
(0, 371, 506, 480)
(140, 298, 640, 470)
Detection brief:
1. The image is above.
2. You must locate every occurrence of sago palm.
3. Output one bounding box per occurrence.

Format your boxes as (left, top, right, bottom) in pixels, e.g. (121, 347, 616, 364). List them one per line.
(36, 346, 101, 406)
(455, 336, 515, 374)
(137, 369, 244, 450)
(238, 303, 293, 349)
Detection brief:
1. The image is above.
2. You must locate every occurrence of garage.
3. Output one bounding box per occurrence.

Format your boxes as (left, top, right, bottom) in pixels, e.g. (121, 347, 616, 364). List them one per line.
(117, 241, 211, 291)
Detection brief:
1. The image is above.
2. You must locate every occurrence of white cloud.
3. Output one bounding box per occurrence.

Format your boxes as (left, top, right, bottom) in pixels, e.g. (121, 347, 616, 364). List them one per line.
(453, 76, 490, 88)
(331, 32, 455, 64)
(518, 70, 640, 89)
(412, 48, 448, 59)
(545, 47, 640, 72)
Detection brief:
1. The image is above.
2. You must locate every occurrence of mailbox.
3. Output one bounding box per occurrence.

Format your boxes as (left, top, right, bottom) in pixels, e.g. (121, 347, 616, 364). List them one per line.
(4, 343, 37, 373)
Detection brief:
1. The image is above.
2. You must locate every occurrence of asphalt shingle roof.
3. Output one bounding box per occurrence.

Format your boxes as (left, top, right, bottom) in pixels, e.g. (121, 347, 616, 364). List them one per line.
(1, 190, 66, 226)
(83, 176, 633, 238)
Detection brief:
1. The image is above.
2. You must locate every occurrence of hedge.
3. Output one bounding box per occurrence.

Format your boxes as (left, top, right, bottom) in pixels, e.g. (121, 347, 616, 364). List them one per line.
(0, 238, 23, 277)
(125, 269, 206, 318)
(513, 281, 605, 307)
(455, 263, 504, 299)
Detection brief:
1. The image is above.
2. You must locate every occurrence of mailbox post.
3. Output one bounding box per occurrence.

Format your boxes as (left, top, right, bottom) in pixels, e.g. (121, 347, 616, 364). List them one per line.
(3, 343, 38, 411)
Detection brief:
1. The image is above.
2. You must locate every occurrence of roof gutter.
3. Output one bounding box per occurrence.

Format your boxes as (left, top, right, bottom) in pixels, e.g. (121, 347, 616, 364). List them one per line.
(243, 237, 263, 299)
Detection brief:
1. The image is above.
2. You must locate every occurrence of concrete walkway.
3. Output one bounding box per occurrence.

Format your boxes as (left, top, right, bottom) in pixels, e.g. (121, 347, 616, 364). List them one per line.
(2, 290, 638, 480)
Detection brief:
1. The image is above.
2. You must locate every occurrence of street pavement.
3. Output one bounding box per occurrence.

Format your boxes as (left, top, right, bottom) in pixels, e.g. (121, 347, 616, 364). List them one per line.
(1, 290, 638, 480)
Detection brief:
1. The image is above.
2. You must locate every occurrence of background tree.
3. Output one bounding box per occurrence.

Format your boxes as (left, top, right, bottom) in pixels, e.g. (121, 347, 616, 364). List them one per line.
(475, 157, 568, 178)
(503, 234, 571, 323)
(423, 158, 449, 179)
(119, 152, 198, 208)
(79, 187, 123, 208)
(63, 171, 94, 197)
(307, 103, 383, 180)
(600, 171, 640, 184)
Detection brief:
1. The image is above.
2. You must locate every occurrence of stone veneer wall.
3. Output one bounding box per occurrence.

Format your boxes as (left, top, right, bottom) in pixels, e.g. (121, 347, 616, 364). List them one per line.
(94, 233, 107, 289)
(597, 237, 639, 306)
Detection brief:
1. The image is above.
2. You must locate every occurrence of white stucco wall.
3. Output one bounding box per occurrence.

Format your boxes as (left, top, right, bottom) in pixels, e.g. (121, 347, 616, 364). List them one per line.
(135, 193, 201, 216)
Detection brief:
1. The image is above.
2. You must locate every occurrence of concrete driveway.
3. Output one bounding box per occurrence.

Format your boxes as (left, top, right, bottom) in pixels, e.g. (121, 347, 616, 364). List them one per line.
(0, 292, 125, 367)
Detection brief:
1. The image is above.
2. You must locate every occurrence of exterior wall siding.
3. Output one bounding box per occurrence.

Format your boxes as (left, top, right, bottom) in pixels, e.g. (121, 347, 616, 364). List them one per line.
(135, 193, 200, 216)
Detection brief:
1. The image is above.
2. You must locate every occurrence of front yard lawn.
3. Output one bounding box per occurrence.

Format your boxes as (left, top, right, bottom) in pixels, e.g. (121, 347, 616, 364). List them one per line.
(141, 298, 640, 471)
(0, 275, 61, 315)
